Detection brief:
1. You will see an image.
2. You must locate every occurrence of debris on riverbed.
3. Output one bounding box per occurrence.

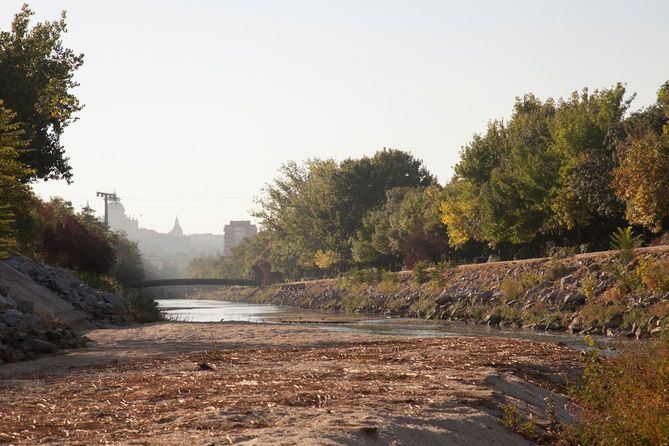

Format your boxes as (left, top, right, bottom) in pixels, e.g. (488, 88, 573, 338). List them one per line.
(0, 322, 581, 445)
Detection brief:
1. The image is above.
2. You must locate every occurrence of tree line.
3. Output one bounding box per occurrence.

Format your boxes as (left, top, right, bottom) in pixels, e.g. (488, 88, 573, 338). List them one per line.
(190, 81, 669, 282)
(0, 5, 144, 286)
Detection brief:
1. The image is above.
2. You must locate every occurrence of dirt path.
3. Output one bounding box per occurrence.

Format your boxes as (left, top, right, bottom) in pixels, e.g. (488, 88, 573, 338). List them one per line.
(0, 322, 580, 445)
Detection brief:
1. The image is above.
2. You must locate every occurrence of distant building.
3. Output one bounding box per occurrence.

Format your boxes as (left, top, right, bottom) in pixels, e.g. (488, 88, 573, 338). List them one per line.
(107, 199, 224, 279)
(224, 220, 257, 255)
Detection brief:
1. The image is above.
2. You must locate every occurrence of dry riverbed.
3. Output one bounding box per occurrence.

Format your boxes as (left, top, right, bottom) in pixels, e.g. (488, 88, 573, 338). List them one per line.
(0, 322, 581, 445)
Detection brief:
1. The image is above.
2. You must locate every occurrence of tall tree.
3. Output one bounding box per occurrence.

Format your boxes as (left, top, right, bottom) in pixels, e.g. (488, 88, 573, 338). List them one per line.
(0, 4, 83, 181)
(0, 102, 32, 256)
(613, 82, 669, 232)
(255, 149, 435, 275)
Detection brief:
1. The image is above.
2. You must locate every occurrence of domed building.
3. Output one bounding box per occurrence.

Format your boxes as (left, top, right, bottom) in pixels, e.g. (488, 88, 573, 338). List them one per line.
(168, 217, 184, 237)
(106, 198, 223, 279)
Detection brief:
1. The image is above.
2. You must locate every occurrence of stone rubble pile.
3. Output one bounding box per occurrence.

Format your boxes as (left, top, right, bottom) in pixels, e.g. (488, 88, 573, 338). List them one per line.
(0, 287, 83, 364)
(5, 256, 128, 325)
(0, 256, 130, 364)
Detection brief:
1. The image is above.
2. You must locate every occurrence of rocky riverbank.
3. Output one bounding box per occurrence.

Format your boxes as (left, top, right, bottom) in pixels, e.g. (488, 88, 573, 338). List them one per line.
(196, 246, 669, 339)
(0, 256, 130, 364)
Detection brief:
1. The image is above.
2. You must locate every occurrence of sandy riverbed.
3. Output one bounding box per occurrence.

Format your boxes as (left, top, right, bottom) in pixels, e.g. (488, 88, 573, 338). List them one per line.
(0, 322, 580, 445)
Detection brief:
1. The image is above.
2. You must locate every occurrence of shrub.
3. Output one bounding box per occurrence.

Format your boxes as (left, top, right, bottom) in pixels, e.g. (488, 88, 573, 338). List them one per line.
(340, 293, 371, 313)
(610, 226, 642, 265)
(124, 293, 164, 323)
(580, 273, 597, 301)
(412, 260, 431, 285)
(75, 271, 122, 293)
(637, 257, 669, 293)
(430, 260, 453, 286)
(567, 335, 669, 444)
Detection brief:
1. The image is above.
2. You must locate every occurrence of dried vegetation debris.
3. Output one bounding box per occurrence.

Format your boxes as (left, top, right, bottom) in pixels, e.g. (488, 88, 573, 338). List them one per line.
(0, 336, 579, 445)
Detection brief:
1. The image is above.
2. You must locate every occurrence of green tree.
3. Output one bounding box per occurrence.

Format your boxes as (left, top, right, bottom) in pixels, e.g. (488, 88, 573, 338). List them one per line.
(0, 4, 84, 181)
(109, 231, 145, 284)
(255, 149, 435, 277)
(548, 85, 629, 229)
(0, 102, 31, 256)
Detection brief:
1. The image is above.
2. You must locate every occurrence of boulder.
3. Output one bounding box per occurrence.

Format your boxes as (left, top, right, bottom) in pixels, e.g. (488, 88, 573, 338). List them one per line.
(604, 312, 624, 329)
(484, 313, 502, 326)
(19, 338, 58, 354)
(562, 293, 586, 311)
(2, 309, 25, 327)
(0, 294, 15, 309)
(568, 316, 583, 333)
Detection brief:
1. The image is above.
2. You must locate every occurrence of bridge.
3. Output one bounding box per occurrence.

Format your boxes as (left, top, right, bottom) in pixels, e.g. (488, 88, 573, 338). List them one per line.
(126, 278, 260, 289)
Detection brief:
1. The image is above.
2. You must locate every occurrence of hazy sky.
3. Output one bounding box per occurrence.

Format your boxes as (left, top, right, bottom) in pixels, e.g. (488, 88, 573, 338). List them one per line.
(1, 1, 668, 234)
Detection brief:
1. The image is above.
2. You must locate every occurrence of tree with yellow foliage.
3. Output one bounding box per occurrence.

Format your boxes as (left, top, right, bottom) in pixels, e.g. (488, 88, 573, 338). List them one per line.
(612, 82, 669, 232)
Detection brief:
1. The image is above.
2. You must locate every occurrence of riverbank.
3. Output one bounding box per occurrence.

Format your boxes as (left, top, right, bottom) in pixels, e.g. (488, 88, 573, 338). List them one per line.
(0, 256, 132, 364)
(195, 246, 669, 338)
(0, 321, 580, 445)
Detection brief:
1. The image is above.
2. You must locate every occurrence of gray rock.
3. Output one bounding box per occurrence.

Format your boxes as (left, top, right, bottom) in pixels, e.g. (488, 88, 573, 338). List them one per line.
(101, 293, 123, 307)
(3, 309, 25, 327)
(475, 290, 494, 300)
(560, 275, 574, 289)
(15, 299, 34, 314)
(19, 338, 58, 354)
(562, 293, 586, 311)
(604, 312, 624, 329)
(0, 294, 15, 309)
(568, 316, 583, 333)
(484, 313, 502, 326)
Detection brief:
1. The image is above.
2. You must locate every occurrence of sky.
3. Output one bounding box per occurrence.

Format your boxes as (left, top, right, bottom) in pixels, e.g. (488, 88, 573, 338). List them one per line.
(1, 0, 668, 235)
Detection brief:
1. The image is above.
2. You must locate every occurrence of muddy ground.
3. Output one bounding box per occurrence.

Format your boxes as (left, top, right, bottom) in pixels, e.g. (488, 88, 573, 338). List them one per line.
(0, 322, 581, 445)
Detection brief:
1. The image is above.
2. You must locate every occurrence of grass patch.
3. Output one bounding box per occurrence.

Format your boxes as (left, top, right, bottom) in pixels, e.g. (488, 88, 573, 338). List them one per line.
(376, 272, 400, 294)
(544, 260, 570, 281)
(500, 272, 542, 301)
(340, 293, 371, 313)
(410, 293, 436, 318)
(579, 300, 625, 328)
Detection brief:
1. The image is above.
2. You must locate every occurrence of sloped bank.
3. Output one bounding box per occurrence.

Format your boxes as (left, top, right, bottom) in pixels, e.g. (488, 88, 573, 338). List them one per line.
(198, 246, 669, 339)
(0, 256, 131, 364)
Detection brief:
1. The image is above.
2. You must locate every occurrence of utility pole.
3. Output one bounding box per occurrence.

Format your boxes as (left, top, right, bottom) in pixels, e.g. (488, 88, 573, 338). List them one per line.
(96, 191, 118, 228)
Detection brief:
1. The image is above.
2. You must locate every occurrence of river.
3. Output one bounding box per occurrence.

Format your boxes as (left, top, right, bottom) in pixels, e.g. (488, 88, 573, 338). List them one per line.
(157, 298, 623, 351)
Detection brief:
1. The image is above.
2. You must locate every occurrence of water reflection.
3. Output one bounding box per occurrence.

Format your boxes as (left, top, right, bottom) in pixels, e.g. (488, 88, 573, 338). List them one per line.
(157, 299, 624, 351)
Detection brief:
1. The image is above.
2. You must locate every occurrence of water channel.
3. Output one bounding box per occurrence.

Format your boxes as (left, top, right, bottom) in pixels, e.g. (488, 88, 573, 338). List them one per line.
(157, 299, 623, 351)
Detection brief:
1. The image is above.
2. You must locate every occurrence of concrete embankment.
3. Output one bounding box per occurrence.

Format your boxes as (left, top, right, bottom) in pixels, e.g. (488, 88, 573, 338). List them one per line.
(0, 256, 129, 363)
(198, 246, 669, 339)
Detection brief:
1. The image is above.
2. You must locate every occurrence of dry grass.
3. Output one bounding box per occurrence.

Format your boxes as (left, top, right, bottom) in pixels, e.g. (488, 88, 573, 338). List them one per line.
(0, 335, 579, 445)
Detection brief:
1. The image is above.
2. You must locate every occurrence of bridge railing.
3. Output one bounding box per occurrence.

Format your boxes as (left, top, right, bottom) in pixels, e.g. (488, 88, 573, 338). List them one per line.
(126, 278, 260, 288)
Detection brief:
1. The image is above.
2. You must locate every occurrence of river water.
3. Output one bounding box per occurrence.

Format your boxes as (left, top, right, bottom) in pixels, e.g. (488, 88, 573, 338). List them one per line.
(157, 299, 622, 351)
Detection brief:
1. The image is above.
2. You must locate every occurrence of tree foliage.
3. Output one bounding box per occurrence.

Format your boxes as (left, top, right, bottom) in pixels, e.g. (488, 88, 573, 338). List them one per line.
(207, 81, 669, 283)
(0, 4, 84, 181)
(253, 148, 435, 277)
(612, 82, 669, 232)
(0, 101, 32, 256)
